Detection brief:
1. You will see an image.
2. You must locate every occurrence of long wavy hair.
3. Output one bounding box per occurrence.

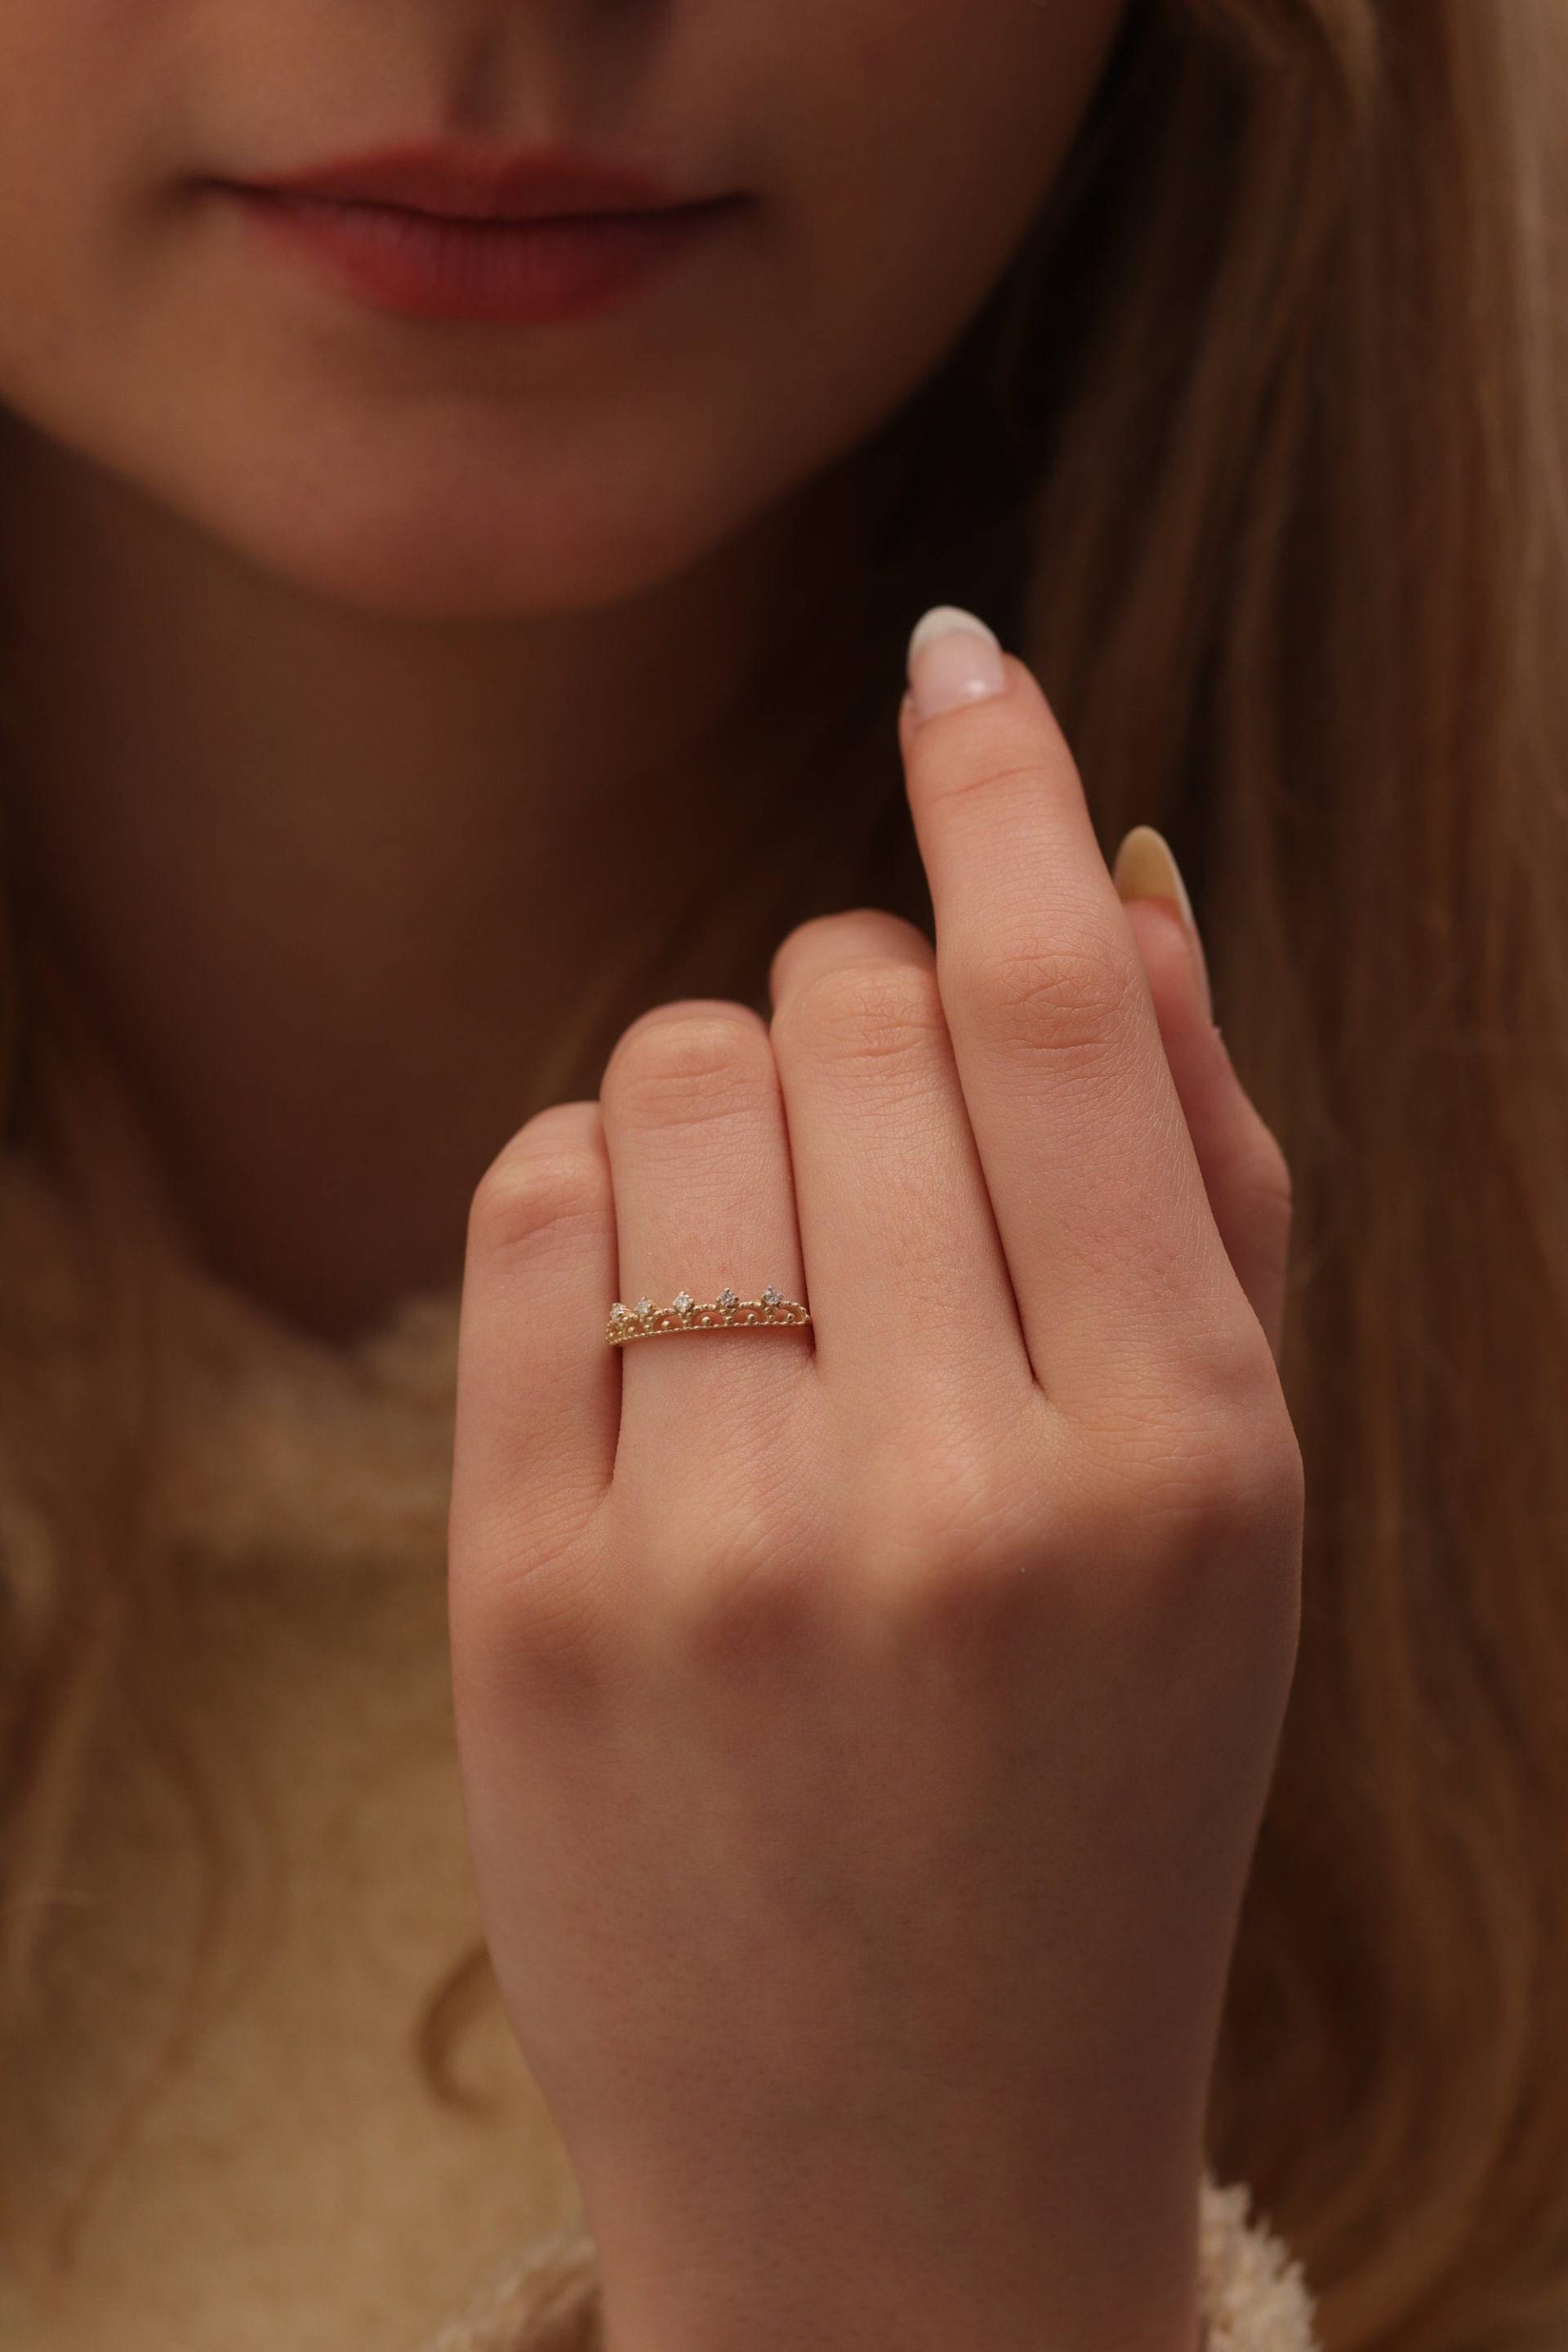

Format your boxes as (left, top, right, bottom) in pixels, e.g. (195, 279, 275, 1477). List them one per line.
(2, 1, 1566, 2345)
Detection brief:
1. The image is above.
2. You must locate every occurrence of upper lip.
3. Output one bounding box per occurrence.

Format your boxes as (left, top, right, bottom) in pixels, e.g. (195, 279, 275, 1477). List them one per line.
(236, 143, 721, 223)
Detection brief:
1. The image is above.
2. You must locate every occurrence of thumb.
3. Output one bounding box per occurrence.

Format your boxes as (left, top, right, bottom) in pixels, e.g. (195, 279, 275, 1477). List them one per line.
(1112, 826, 1294, 1370)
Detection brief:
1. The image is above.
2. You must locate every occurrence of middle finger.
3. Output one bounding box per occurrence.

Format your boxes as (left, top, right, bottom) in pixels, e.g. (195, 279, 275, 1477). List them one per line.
(768, 906, 1035, 1417)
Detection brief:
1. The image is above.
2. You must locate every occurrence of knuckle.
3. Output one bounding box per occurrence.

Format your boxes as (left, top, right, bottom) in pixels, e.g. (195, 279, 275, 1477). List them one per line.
(1054, 1413, 1303, 1698)
(876, 1528, 1047, 1681)
(1186, 1310, 1293, 1423)
(1132, 1425, 1250, 1549)
(1247, 1119, 1295, 1223)
(604, 1441, 831, 1686)
(859, 1418, 1044, 1624)
(889, 1531, 1035, 1642)
(948, 914, 1140, 1062)
(653, 1519, 831, 1682)
(1110, 1372, 1304, 1564)
(452, 1531, 617, 1713)
(1098, 1301, 1286, 1445)
(468, 1141, 606, 1263)
(774, 956, 948, 1073)
(603, 1007, 773, 1129)
(1234, 1398, 1307, 1544)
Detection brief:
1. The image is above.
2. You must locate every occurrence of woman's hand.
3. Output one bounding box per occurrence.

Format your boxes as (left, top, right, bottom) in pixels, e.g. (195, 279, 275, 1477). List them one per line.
(447, 609, 1304, 2352)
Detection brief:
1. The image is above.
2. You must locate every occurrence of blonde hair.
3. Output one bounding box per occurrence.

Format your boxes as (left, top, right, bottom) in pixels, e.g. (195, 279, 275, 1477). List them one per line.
(2, 0, 1567, 2344)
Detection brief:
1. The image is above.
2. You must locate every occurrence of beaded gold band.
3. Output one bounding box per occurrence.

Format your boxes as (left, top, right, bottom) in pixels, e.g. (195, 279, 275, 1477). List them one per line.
(606, 1285, 812, 1347)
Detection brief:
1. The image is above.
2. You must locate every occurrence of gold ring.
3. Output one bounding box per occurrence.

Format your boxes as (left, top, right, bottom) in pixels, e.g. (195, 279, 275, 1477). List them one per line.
(606, 1285, 812, 1346)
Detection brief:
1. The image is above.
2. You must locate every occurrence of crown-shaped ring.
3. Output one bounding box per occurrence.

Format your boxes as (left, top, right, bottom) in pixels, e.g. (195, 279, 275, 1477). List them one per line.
(605, 1285, 811, 1347)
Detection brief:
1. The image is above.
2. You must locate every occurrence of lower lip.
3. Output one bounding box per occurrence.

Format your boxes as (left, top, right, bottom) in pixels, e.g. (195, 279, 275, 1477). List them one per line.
(222, 186, 744, 323)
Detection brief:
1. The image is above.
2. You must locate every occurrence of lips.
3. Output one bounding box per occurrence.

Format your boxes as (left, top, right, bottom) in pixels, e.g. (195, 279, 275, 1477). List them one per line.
(238, 143, 715, 225)
(216, 145, 747, 325)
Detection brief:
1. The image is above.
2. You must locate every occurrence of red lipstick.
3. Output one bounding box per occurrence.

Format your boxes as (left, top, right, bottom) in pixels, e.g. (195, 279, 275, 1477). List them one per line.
(216, 143, 747, 323)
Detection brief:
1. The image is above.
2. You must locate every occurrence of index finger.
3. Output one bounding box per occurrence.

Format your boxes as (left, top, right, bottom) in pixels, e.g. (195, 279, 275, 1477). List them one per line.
(898, 608, 1241, 1409)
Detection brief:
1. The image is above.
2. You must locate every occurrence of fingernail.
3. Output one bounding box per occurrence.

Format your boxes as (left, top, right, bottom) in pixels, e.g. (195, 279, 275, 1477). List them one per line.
(1112, 824, 1214, 1021)
(906, 605, 1008, 723)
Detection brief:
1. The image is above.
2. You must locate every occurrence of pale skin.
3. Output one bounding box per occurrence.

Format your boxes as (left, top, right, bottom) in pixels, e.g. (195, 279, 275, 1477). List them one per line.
(0, 2, 1303, 2348)
(450, 642, 1303, 2352)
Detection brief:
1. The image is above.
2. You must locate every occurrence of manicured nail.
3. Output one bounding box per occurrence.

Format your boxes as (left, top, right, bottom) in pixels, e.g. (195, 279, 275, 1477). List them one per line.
(906, 605, 1008, 723)
(1112, 824, 1214, 1021)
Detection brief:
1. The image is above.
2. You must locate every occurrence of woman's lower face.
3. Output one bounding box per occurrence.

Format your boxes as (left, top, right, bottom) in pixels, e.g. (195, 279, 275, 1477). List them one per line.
(0, 0, 1130, 616)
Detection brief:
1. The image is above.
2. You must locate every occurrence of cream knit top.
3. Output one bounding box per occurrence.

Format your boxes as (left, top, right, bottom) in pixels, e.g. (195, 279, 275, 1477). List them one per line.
(0, 1143, 1321, 2352)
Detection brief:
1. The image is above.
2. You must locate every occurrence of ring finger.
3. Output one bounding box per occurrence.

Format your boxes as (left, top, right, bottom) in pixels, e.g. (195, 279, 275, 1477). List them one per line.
(598, 999, 813, 1486)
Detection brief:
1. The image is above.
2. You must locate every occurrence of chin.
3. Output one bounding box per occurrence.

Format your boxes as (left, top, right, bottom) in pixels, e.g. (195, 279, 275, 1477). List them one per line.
(253, 516, 720, 621)
(175, 434, 770, 621)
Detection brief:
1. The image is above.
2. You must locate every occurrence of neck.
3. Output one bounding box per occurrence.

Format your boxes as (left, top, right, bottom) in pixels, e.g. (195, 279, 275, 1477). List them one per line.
(0, 413, 868, 1345)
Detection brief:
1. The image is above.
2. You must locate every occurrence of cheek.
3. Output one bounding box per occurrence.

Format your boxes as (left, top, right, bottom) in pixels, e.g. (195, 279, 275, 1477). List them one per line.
(0, 1, 172, 146)
(0, 2, 204, 442)
(710, 0, 1128, 458)
(0, 4, 176, 301)
(755, 0, 1129, 399)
